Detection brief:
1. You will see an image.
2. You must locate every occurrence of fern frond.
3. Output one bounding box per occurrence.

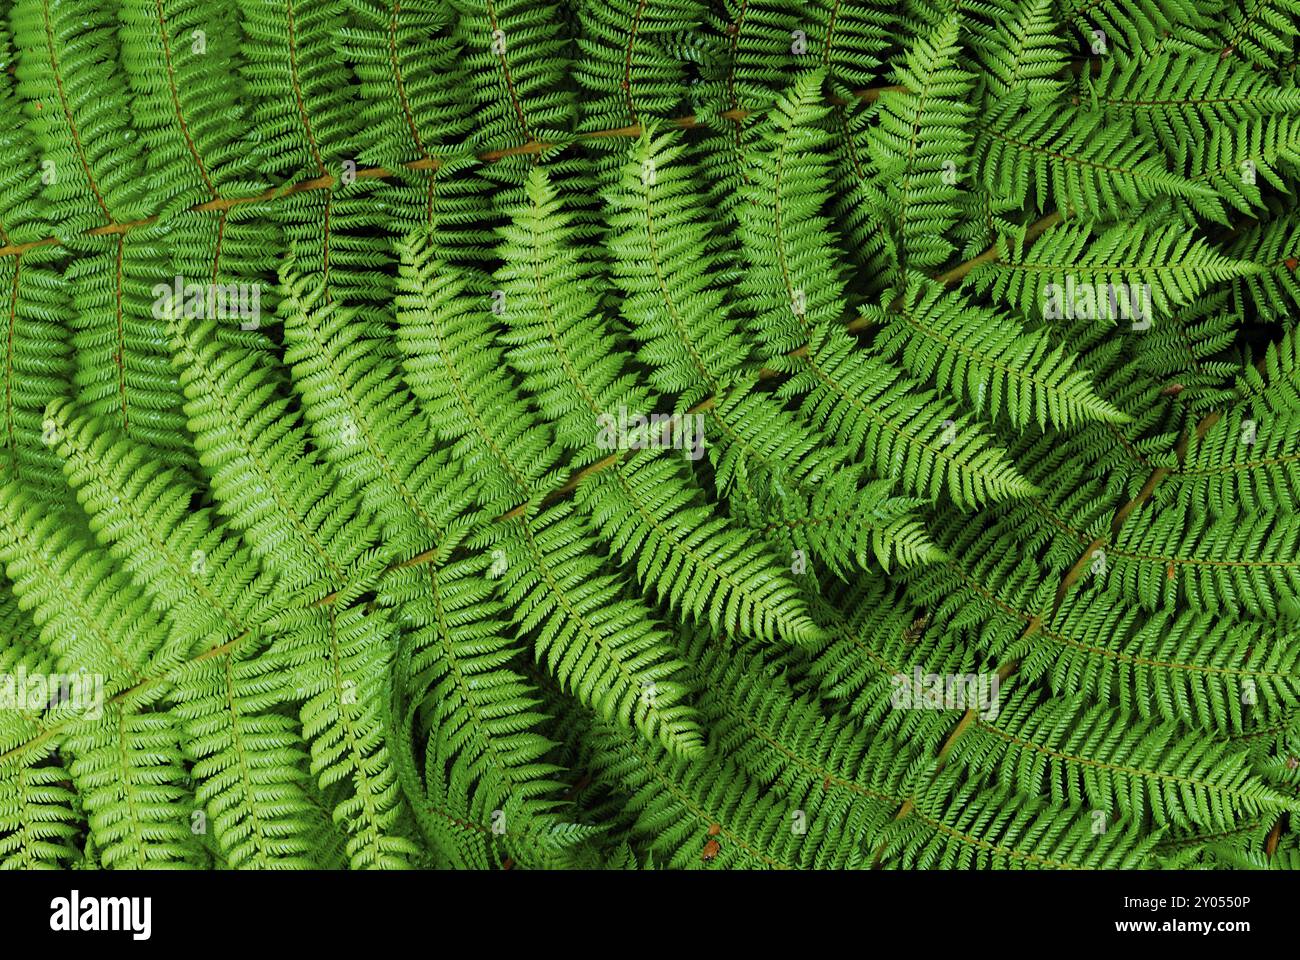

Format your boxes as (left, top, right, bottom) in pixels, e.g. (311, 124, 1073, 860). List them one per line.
(866, 19, 973, 272)
(783, 330, 1039, 507)
(967, 220, 1261, 320)
(874, 276, 1129, 431)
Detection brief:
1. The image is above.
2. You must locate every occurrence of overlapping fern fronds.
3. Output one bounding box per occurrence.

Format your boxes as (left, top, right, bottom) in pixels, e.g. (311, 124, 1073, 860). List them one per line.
(0, 0, 1298, 872)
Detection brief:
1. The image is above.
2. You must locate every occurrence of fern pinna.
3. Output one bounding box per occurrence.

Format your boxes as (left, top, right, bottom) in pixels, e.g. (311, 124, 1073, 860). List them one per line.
(0, 0, 1298, 872)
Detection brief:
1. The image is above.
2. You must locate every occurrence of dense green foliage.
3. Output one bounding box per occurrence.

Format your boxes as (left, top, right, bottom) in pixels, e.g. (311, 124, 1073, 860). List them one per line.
(1, 0, 1300, 870)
